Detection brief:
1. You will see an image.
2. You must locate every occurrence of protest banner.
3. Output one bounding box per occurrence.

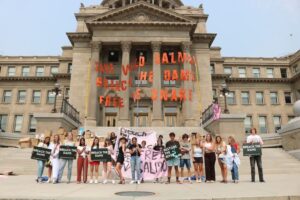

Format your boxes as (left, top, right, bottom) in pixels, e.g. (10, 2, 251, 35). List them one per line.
(31, 146, 51, 161)
(243, 143, 262, 156)
(59, 145, 77, 159)
(163, 145, 180, 160)
(91, 148, 111, 162)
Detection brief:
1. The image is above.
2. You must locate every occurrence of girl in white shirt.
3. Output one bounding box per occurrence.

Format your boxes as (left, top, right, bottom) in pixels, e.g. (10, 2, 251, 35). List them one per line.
(77, 137, 89, 184)
(103, 138, 115, 184)
(191, 138, 203, 183)
(49, 134, 60, 184)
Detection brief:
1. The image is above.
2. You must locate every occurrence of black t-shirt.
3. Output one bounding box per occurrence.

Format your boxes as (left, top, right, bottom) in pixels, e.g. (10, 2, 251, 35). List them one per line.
(129, 144, 142, 157)
(166, 140, 180, 149)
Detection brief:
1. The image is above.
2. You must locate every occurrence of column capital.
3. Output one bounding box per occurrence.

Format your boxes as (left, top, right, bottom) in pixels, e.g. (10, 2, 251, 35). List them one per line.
(181, 42, 192, 52)
(121, 41, 132, 52)
(151, 41, 162, 52)
(91, 41, 102, 51)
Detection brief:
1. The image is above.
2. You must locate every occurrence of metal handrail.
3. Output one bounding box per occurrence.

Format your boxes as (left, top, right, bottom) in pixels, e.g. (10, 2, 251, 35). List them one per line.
(201, 103, 214, 124)
(60, 99, 81, 124)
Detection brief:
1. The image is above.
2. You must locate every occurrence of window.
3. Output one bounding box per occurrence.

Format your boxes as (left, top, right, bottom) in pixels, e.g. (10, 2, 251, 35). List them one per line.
(238, 67, 246, 78)
(47, 91, 55, 104)
(8, 66, 16, 76)
(0, 114, 8, 132)
(3, 90, 12, 103)
(165, 114, 177, 127)
(256, 92, 264, 104)
(259, 116, 267, 133)
(28, 115, 37, 133)
(67, 63, 72, 74)
(65, 88, 70, 97)
(210, 64, 215, 74)
(244, 116, 252, 134)
(105, 114, 117, 127)
(226, 91, 236, 105)
(270, 92, 279, 104)
(108, 50, 119, 62)
(134, 76, 148, 86)
(284, 92, 292, 104)
(293, 65, 299, 73)
(224, 67, 232, 75)
(50, 66, 59, 74)
(267, 68, 274, 78)
(280, 68, 287, 78)
(241, 91, 250, 104)
(32, 90, 41, 104)
(17, 90, 26, 103)
(14, 115, 23, 133)
(135, 50, 147, 63)
(134, 114, 148, 126)
(273, 116, 281, 132)
(22, 66, 30, 76)
(252, 68, 260, 78)
(36, 66, 44, 76)
(213, 89, 217, 98)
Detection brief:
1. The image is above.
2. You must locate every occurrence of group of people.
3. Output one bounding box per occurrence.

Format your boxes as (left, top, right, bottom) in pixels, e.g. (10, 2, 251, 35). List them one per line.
(36, 127, 265, 184)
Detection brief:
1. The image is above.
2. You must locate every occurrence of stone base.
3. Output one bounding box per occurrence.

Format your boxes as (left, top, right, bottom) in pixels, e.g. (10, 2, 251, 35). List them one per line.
(151, 119, 164, 127)
(278, 117, 300, 151)
(85, 118, 97, 127)
(117, 120, 131, 127)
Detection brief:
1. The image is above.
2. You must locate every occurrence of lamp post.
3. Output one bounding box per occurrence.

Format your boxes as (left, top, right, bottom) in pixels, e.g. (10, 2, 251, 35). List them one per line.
(220, 82, 230, 114)
(51, 83, 62, 113)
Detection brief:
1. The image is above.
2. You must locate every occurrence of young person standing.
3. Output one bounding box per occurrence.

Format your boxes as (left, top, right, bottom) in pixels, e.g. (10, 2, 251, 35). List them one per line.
(165, 132, 181, 184)
(191, 138, 203, 183)
(203, 133, 216, 183)
(36, 135, 47, 183)
(49, 134, 60, 184)
(103, 138, 115, 184)
(247, 128, 265, 183)
(228, 136, 240, 183)
(44, 137, 52, 183)
(116, 137, 127, 184)
(129, 137, 142, 184)
(180, 134, 192, 183)
(89, 137, 100, 184)
(215, 136, 228, 183)
(77, 137, 89, 184)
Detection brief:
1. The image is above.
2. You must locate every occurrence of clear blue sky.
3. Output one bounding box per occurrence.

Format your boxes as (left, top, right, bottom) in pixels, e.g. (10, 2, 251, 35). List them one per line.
(0, 0, 299, 57)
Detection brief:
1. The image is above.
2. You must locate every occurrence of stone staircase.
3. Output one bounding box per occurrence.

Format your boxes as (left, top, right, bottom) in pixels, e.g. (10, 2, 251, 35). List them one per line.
(0, 147, 299, 176)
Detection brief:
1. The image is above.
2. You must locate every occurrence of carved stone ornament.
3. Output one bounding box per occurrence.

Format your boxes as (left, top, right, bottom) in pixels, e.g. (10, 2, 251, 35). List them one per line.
(121, 41, 132, 52)
(91, 42, 102, 50)
(151, 41, 161, 52)
(181, 42, 191, 52)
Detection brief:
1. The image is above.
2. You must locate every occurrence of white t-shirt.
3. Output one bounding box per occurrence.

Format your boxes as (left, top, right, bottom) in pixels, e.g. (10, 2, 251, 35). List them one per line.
(77, 146, 90, 158)
(246, 134, 264, 145)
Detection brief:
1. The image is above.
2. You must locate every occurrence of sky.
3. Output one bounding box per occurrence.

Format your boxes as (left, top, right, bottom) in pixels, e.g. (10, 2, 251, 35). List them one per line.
(0, 0, 299, 57)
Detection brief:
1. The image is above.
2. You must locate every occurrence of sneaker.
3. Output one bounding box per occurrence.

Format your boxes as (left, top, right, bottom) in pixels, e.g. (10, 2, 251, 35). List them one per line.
(137, 180, 141, 184)
(94, 180, 98, 184)
(89, 180, 94, 184)
(197, 179, 202, 183)
(103, 180, 107, 184)
(130, 180, 136, 184)
(112, 180, 116, 184)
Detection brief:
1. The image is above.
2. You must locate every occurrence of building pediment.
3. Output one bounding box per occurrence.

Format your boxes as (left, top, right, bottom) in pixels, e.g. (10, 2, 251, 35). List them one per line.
(86, 1, 195, 26)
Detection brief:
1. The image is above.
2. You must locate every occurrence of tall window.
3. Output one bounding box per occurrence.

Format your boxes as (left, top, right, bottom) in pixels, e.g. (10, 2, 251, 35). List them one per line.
(256, 92, 264, 104)
(135, 50, 147, 63)
(3, 90, 12, 103)
(8, 66, 16, 76)
(28, 115, 37, 133)
(165, 114, 177, 127)
(105, 114, 117, 127)
(241, 91, 250, 104)
(47, 91, 55, 104)
(50, 66, 59, 74)
(267, 68, 274, 78)
(252, 68, 260, 78)
(280, 68, 287, 78)
(273, 116, 281, 132)
(284, 92, 292, 104)
(32, 90, 41, 104)
(65, 88, 70, 97)
(14, 115, 23, 133)
(210, 64, 215, 74)
(17, 90, 26, 103)
(259, 116, 267, 133)
(226, 91, 236, 105)
(67, 63, 72, 74)
(134, 114, 148, 126)
(36, 66, 44, 76)
(244, 116, 252, 134)
(270, 92, 279, 104)
(0, 114, 8, 132)
(238, 67, 246, 78)
(22, 66, 30, 76)
(224, 67, 232, 75)
(108, 50, 119, 62)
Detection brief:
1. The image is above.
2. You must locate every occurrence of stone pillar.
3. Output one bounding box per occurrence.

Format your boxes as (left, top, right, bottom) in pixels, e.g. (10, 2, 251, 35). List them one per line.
(182, 42, 196, 126)
(151, 42, 164, 126)
(118, 41, 131, 127)
(122, 0, 126, 6)
(86, 42, 101, 127)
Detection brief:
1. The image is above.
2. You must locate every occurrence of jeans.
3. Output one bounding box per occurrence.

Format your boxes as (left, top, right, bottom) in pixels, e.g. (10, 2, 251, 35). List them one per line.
(58, 159, 73, 182)
(130, 156, 141, 181)
(37, 160, 45, 178)
(250, 155, 264, 181)
(231, 162, 239, 181)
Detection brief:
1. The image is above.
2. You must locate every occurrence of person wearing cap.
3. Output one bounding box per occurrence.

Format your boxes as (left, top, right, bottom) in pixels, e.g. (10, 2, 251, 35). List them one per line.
(36, 135, 47, 183)
(116, 137, 127, 184)
(165, 132, 181, 184)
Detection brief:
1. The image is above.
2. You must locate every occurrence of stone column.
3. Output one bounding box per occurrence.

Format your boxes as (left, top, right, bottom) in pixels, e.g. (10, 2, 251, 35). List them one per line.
(182, 42, 196, 126)
(86, 42, 101, 127)
(151, 42, 164, 126)
(118, 41, 131, 127)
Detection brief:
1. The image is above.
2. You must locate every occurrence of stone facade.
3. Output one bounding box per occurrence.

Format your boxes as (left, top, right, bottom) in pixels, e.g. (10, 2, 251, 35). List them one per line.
(0, 0, 299, 139)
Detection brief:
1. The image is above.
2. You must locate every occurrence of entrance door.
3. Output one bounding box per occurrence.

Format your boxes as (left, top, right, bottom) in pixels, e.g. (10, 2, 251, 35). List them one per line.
(105, 115, 117, 127)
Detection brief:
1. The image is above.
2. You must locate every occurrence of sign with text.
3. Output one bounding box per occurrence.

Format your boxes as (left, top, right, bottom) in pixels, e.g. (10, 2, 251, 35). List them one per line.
(31, 146, 51, 161)
(59, 145, 77, 159)
(91, 148, 111, 162)
(163, 145, 180, 160)
(243, 143, 262, 156)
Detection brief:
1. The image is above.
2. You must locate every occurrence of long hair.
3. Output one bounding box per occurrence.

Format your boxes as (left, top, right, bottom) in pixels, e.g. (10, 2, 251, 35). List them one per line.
(205, 133, 213, 143)
(91, 137, 99, 149)
(104, 138, 111, 147)
(53, 134, 60, 144)
(228, 136, 236, 145)
(215, 135, 222, 145)
(79, 137, 86, 147)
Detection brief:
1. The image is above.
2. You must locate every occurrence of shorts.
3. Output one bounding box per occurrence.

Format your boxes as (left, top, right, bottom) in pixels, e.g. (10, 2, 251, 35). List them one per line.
(180, 159, 191, 169)
(166, 157, 180, 167)
(193, 157, 203, 164)
(89, 161, 100, 166)
(117, 156, 124, 165)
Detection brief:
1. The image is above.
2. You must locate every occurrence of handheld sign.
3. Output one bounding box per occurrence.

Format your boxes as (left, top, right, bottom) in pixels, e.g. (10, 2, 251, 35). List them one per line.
(163, 145, 180, 161)
(31, 146, 51, 161)
(91, 148, 111, 162)
(243, 143, 262, 156)
(59, 145, 77, 159)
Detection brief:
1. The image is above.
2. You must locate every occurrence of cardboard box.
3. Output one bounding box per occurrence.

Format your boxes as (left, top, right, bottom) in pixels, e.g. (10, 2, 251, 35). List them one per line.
(31, 138, 39, 147)
(19, 137, 32, 148)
